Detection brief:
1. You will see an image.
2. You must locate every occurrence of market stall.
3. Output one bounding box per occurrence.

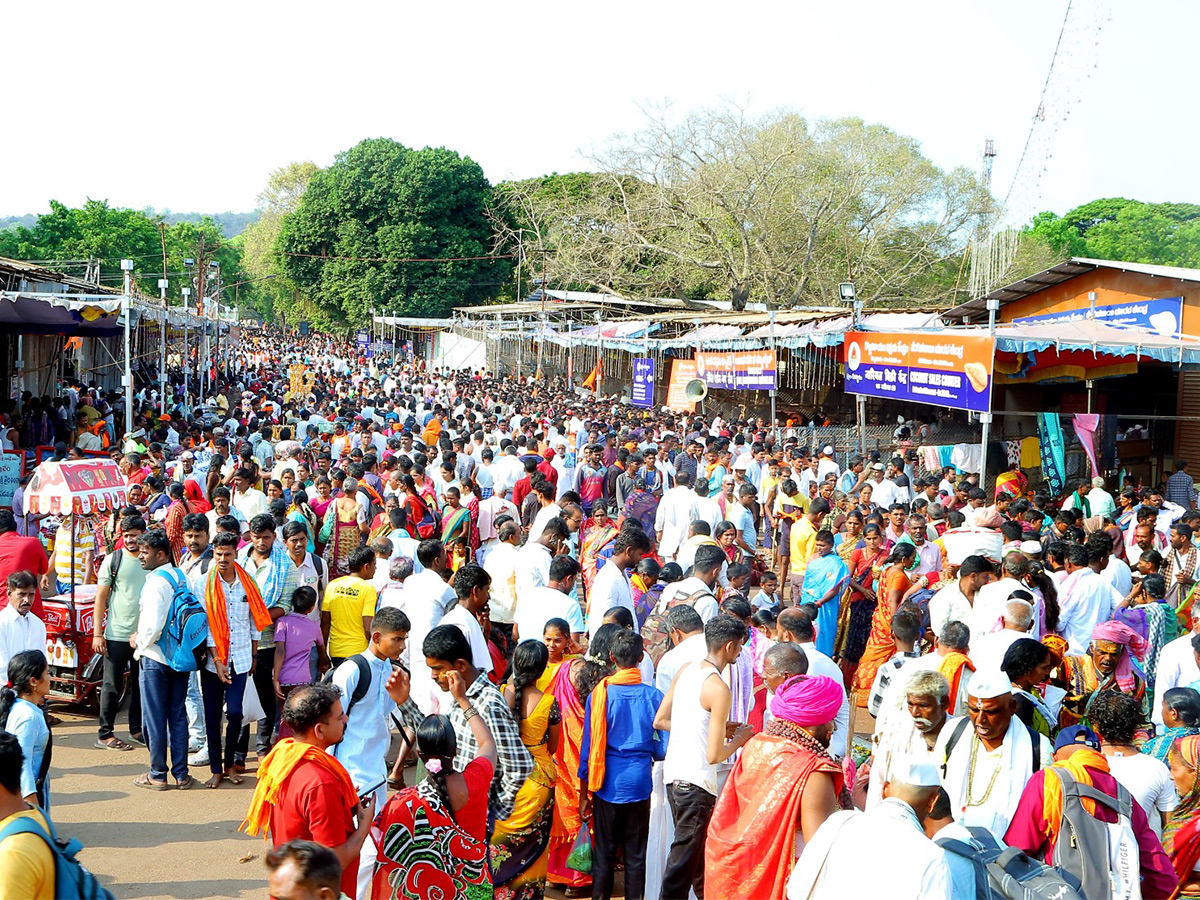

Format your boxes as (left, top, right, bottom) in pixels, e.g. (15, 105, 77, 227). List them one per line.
(25, 458, 127, 706)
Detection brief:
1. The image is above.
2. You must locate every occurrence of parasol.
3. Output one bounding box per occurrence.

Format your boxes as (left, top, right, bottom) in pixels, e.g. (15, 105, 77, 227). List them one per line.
(24, 459, 128, 517)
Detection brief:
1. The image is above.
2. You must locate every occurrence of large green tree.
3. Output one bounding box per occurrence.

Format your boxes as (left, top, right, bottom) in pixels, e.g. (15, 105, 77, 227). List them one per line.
(277, 139, 509, 327)
(241, 161, 320, 324)
(1028, 198, 1200, 267)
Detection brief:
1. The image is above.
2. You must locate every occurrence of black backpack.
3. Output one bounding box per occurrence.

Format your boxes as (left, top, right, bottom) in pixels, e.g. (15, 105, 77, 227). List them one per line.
(320, 656, 373, 717)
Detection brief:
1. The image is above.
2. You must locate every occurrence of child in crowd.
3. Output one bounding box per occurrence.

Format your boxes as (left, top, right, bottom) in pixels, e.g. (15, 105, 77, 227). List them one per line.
(723, 564, 751, 604)
(750, 571, 780, 610)
(272, 586, 329, 738)
(579, 630, 666, 900)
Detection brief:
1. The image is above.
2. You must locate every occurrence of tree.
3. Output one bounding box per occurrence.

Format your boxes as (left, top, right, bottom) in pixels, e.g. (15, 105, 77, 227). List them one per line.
(241, 161, 319, 324)
(277, 139, 508, 327)
(1026, 198, 1200, 268)
(491, 106, 990, 309)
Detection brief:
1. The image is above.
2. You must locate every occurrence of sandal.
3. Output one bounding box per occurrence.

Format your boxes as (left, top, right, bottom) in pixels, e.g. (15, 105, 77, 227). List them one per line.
(133, 773, 168, 791)
(175, 775, 196, 790)
(95, 737, 134, 751)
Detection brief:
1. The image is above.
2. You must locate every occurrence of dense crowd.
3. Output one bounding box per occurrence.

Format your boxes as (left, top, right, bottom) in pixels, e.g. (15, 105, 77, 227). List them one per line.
(1, 327, 1200, 899)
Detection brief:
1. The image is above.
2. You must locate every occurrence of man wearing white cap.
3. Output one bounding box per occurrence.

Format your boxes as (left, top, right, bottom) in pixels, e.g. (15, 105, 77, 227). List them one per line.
(786, 756, 952, 899)
(937, 669, 1052, 838)
(816, 445, 840, 484)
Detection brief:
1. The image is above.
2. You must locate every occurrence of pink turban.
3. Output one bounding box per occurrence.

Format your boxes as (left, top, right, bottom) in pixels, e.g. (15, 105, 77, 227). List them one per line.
(1091, 620, 1148, 692)
(771, 675, 843, 727)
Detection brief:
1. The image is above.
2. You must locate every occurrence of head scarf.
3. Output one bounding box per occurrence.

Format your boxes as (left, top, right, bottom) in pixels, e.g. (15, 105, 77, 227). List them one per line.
(1090, 620, 1148, 691)
(1165, 735, 1200, 882)
(770, 674, 842, 727)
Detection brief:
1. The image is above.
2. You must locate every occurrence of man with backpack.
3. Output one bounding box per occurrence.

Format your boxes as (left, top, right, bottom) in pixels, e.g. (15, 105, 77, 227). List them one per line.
(1003, 725, 1177, 899)
(133, 529, 201, 790)
(94, 514, 148, 751)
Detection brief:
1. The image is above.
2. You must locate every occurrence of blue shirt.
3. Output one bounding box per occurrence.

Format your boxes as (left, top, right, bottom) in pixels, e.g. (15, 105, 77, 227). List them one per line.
(329, 651, 396, 804)
(578, 681, 666, 803)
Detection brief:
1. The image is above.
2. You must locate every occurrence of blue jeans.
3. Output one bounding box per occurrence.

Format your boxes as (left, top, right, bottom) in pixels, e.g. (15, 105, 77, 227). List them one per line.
(186, 671, 206, 747)
(140, 657, 190, 782)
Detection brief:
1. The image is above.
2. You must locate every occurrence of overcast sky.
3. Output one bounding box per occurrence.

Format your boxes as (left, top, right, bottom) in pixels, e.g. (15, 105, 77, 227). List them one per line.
(2, 0, 1189, 221)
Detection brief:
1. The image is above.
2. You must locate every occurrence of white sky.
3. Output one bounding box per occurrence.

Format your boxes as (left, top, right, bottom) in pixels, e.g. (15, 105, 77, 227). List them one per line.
(1, 0, 1191, 220)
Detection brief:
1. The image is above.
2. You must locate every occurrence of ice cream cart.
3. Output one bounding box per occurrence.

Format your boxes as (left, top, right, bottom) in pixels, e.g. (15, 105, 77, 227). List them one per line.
(25, 459, 128, 708)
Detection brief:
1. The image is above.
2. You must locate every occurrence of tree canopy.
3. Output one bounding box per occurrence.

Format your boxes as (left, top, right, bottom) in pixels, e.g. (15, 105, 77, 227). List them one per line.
(1027, 197, 1200, 268)
(276, 138, 509, 328)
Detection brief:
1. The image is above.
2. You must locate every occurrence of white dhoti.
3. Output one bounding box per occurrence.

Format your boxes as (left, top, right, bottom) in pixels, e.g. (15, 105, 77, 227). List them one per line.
(646, 761, 672, 900)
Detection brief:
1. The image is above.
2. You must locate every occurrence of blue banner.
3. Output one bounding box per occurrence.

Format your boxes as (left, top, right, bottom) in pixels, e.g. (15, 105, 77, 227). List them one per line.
(1037, 412, 1066, 495)
(632, 357, 655, 408)
(1015, 296, 1183, 335)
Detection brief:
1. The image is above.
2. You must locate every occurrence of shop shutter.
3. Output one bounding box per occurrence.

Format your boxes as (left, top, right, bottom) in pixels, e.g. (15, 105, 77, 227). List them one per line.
(1176, 372, 1200, 461)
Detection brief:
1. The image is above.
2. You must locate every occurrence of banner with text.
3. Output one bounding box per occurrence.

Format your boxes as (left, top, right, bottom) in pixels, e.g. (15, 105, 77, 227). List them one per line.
(665, 359, 698, 412)
(843, 331, 994, 414)
(1015, 296, 1183, 335)
(632, 357, 655, 408)
(695, 350, 776, 391)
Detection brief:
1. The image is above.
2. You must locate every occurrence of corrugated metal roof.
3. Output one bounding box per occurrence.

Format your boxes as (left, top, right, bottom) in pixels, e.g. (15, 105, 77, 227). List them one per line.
(945, 257, 1200, 322)
(0, 256, 123, 295)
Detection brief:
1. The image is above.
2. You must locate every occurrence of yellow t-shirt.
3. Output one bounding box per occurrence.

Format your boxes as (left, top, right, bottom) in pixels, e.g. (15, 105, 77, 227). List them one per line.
(774, 490, 809, 516)
(54, 517, 94, 584)
(790, 516, 818, 575)
(323, 575, 378, 658)
(0, 808, 54, 900)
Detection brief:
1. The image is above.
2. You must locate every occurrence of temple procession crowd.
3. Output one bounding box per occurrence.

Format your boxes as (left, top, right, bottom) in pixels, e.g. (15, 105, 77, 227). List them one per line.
(4, 328, 1200, 899)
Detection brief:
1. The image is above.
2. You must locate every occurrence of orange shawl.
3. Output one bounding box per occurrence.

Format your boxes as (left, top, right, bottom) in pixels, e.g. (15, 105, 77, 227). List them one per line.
(705, 733, 842, 900)
(586, 667, 643, 793)
(937, 651, 976, 715)
(241, 738, 359, 837)
(206, 563, 274, 666)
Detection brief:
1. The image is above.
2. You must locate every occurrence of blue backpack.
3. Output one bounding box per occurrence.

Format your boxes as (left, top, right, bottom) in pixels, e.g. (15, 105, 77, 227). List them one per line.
(155, 568, 209, 672)
(0, 813, 115, 899)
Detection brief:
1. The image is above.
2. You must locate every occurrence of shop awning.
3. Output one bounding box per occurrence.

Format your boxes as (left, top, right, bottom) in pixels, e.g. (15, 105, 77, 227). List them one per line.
(0, 291, 129, 336)
(993, 319, 1200, 366)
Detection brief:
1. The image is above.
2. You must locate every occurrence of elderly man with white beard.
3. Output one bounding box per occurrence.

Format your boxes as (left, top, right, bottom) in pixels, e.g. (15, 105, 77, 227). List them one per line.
(867, 670, 959, 809)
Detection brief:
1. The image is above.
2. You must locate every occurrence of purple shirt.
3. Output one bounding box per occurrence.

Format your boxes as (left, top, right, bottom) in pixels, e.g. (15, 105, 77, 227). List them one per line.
(274, 613, 323, 685)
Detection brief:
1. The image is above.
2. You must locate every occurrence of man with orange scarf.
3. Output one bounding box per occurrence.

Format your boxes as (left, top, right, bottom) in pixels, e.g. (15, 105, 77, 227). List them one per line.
(705, 673, 851, 900)
(578, 629, 666, 900)
(1003, 724, 1176, 898)
(197, 531, 275, 789)
(242, 683, 373, 900)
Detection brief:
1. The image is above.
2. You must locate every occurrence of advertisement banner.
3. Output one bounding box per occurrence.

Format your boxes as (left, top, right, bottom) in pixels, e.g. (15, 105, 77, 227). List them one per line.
(665, 359, 698, 412)
(843, 331, 994, 414)
(0, 453, 22, 510)
(695, 350, 776, 391)
(632, 358, 655, 408)
(1015, 296, 1183, 335)
(355, 329, 373, 358)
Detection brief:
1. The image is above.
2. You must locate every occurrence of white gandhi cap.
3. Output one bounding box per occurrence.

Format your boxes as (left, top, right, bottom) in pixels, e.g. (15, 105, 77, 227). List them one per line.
(967, 669, 1014, 700)
(890, 757, 942, 788)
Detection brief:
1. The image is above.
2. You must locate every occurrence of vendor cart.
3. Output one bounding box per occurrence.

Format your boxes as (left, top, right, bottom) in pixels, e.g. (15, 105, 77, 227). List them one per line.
(25, 459, 128, 708)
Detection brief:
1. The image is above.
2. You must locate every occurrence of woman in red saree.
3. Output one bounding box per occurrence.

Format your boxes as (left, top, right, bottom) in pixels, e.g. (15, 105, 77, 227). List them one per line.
(372, 689, 497, 900)
(546, 625, 619, 895)
(401, 475, 435, 540)
(579, 507, 618, 613)
(320, 479, 362, 578)
(850, 542, 928, 706)
(835, 524, 887, 686)
(1166, 733, 1200, 897)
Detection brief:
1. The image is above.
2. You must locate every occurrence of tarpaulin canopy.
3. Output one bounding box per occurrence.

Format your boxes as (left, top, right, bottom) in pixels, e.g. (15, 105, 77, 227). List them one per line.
(25, 459, 128, 516)
(0, 291, 130, 336)
(993, 318, 1200, 366)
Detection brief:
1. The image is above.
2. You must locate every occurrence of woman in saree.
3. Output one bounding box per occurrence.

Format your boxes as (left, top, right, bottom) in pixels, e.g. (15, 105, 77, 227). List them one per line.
(850, 541, 927, 706)
(773, 477, 805, 587)
(536, 618, 580, 693)
(1114, 572, 1177, 697)
(580, 506, 618, 599)
(492, 641, 562, 900)
(413, 464, 439, 511)
(460, 476, 481, 556)
(401, 474, 435, 540)
(1144, 687, 1200, 764)
(799, 530, 849, 658)
(286, 488, 319, 553)
(320, 477, 363, 577)
(183, 479, 212, 515)
(714, 521, 740, 567)
(546, 625, 620, 896)
(309, 476, 334, 521)
(371, 688, 497, 900)
(442, 487, 472, 572)
(1166, 734, 1200, 897)
(836, 524, 888, 682)
(619, 476, 659, 543)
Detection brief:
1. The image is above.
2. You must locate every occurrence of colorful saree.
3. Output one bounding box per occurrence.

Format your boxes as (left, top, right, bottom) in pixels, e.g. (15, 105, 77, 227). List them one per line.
(800, 552, 849, 658)
(320, 497, 361, 577)
(850, 564, 909, 704)
(546, 660, 590, 891)
(580, 522, 618, 610)
(1143, 726, 1200, 764)
(1165, 735, 1200, 898)
(492, 691, 561, 900)
(442, 506, 472, 572)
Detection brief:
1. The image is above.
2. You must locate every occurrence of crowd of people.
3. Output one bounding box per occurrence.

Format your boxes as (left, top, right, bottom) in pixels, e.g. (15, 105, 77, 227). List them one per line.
(4, 327, 1200, 899)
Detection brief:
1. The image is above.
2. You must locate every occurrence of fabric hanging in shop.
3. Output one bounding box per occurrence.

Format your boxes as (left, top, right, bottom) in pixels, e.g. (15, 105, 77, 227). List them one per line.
(921, 446, 940, 471)
(1101, 414, 1119, 472)
(1019, 437, 1041, 470)
(950, 443, 982, 474)
(1005, 441, 1021, 466)
(1037, 413, 1067, 495)
(1073, 414, 1100, 479)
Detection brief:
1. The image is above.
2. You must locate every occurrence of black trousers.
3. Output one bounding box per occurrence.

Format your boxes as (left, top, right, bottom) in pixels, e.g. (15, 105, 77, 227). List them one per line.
(662, 782, 717, 900)
(98, 638, 141, 740)
(236, 647, 276, 760)
(201, 666, 247, 774)
(592, 795, 650, 900)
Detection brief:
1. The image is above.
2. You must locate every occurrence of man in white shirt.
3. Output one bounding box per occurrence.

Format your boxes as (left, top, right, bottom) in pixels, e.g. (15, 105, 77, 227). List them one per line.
(482, 522, 521, 634)
(440, 565, 493, 674)
(0, 572, 47, 678)
(515, 518, 568, 599)
(1056, 544, 1116, 655)
(400, 540, 458, 715)
(777, 607, 850, 759)
(815, 445, 841, 484)
(657, 545, 723, 624)
(970, 553, 1035, 643)
(655, 472, 699, 562)
(586, 527, 652, 635)
(132, 530, 192, 789)
(970, 595, 1035, 676)
(232, 467, 269, 521)
(928, 555, 991, 639)
(513, 556, 585, 644)
(1151, 607, 1200, 726)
